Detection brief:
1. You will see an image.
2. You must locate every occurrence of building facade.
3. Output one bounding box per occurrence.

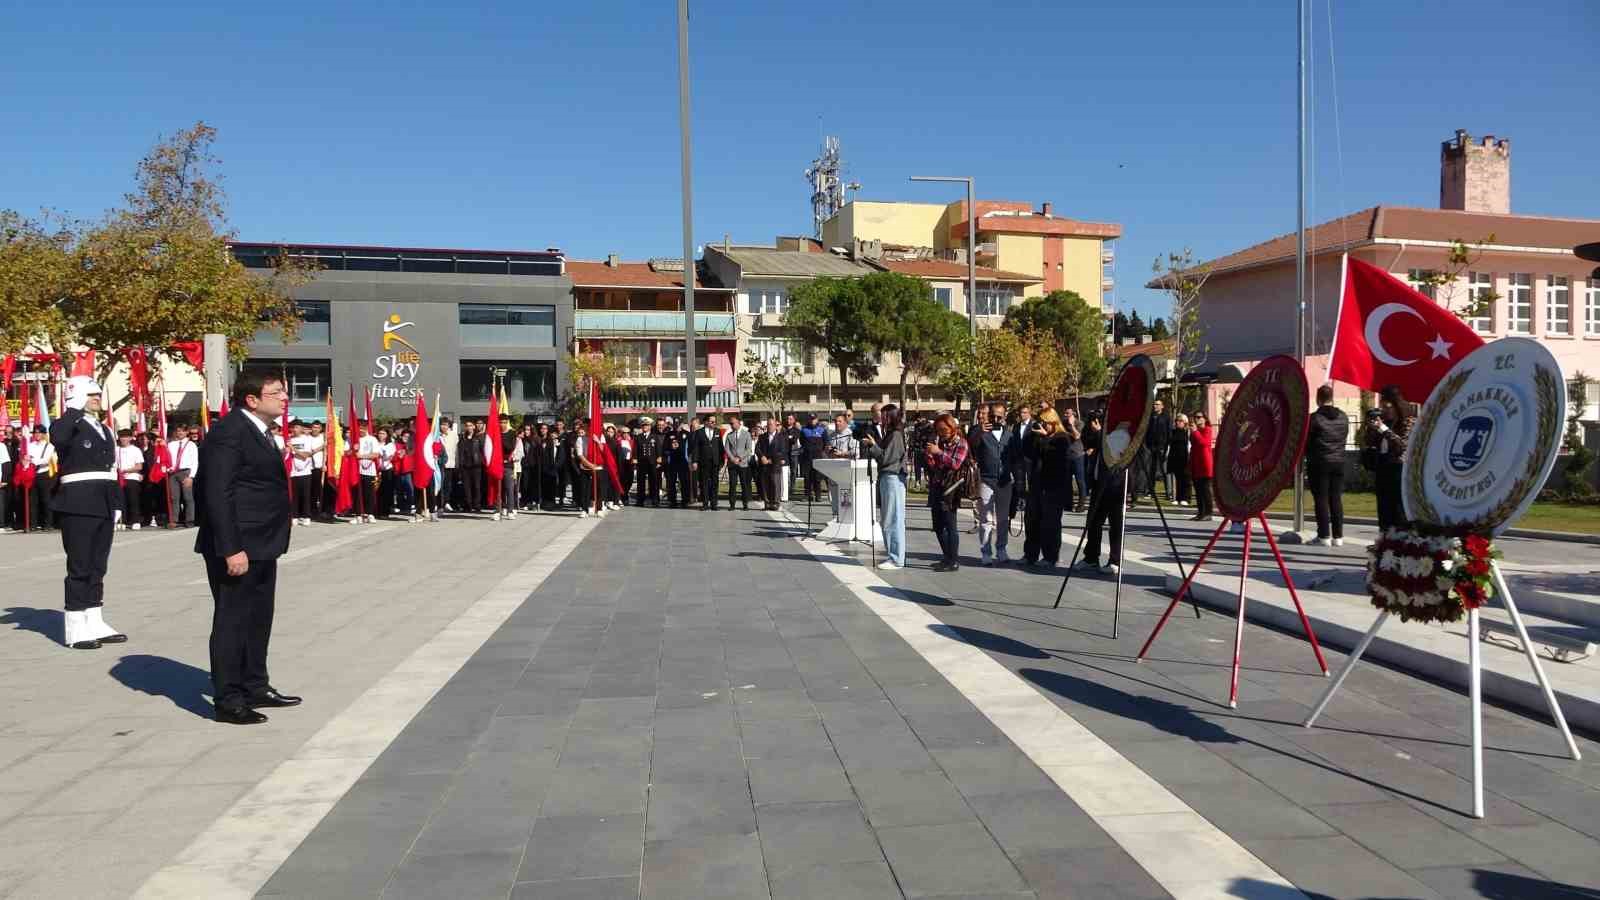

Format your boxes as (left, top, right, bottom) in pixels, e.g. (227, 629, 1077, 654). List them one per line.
(821, 199, 1121, 309)
(567, 256, 740, 418)
(1164, 131, 1600, 423)
(234, 242, 571, 423)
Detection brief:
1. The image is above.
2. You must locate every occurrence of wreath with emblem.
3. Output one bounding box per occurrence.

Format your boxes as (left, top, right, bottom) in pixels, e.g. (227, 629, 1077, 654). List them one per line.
(1404, 363, 1562, 534)
(1367, 528, 1501, 625)
(1214, 363, 1309, 518)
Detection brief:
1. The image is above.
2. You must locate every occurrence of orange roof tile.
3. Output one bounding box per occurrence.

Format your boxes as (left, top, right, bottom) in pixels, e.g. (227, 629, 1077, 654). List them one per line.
(567, 260, 731, 290)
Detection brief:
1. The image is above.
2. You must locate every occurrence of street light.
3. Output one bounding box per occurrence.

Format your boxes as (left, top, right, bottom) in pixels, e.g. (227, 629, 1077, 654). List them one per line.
(677, 0, 698, 423)
(909, 175, 977, 340)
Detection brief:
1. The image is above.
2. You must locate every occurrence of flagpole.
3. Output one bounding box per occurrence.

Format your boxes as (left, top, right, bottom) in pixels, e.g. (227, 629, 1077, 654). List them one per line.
(1291, 0, 1309, 539)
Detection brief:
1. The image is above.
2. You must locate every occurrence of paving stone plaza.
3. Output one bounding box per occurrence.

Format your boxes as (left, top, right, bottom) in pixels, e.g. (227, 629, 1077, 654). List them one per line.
(2, 502, 1598, 899)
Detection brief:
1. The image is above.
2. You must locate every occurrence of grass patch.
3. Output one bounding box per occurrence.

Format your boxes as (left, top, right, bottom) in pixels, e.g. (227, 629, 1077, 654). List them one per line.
(1268, 489, 1600, 536)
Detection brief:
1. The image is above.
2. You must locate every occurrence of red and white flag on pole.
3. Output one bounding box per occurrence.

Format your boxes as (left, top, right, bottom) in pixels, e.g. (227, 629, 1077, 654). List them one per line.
(588, 378, 623, 497)
(1328, 256, 1485, 400)
(413, 393, 439, 492)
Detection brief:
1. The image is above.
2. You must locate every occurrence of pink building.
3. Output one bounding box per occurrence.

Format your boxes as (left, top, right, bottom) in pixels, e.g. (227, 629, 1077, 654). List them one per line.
(1163, 131, 1600, 423)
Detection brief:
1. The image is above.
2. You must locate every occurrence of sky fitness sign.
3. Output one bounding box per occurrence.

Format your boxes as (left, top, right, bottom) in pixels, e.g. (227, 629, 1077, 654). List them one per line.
(371, 312, 425, 401)
(1404, 337, 1565, 537)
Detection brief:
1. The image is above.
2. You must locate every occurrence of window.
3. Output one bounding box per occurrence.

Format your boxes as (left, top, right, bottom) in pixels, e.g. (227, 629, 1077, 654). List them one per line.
(746, 286, 788, 315)
(1587, 279, 1600, 336)
(240, 360, 331, 404)
(972, 286, 1015, 317)
(458, 304, 555, 346)
(609, 340, 654, 377)
(751, 338, 812, 373)
(660, 343, 709, 378)
(934, 287, 953, 310)
(1507, 274, 1532, 334)
(459, 361, 556, 405)
(1407, 269, 1437, 300)
(1466, 272, 1494, 334)
(254, 300, 331, 345)
(1545, 275, 1571, 336)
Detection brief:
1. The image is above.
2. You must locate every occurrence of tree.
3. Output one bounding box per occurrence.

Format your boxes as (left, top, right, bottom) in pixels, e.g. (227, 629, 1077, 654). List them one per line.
(1151, 249, 1212, 412)
(1563, 372, 1595, 500)
(785, 276, 883, 411)
(1127, 309, 1146, 336)
(738, 348, 790, 420)
(63, 122, 312, 378)
(0, 212, 74, 355)
(559, 348, 628, 421)
(985, 326, 1069, 411)
(857, 271, 966, 410)
(934, 332, 997, 414)
(1149, 317, 1171, 342)
(1409, 236, 1500, 324)
(1002, 289, 1109, 396)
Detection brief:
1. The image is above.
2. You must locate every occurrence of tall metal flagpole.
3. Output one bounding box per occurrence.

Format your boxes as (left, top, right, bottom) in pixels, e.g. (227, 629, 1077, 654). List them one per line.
(677, 0, 698, 425)
(1292, 0, 1308, 537)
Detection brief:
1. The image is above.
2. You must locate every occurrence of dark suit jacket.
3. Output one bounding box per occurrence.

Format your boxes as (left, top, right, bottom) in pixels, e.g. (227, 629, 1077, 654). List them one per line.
(688, 428, 723, 468)
(757, 431, 791, 464)
(194, 409, 291, 561)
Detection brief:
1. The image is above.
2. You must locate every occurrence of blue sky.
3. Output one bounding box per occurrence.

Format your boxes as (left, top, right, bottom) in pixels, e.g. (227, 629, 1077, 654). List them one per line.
(3, 0, 1596, 320)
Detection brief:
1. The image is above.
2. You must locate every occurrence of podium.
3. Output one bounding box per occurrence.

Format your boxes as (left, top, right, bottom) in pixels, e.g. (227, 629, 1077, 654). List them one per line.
(810, 458, 883, 544)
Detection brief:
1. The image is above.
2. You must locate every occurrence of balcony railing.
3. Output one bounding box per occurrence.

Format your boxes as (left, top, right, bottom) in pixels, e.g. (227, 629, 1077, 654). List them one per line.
(575, 311, 736, 337)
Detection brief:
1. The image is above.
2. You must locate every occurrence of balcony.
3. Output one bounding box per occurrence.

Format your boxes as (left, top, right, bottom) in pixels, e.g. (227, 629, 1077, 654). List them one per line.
(1101, 248, 1115, 264)
(1101, 276, 1115, 290)
(575, 311, 736, 338)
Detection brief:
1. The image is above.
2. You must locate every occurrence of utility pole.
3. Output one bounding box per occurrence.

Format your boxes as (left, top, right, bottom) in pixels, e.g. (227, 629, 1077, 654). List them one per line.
(677, 0, 698, 423)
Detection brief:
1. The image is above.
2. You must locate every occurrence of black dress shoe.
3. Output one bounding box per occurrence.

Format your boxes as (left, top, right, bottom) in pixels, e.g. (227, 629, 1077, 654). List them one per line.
(69, 638, 101, 650)
(98, 632, 128, 644)
(216, 704, 268, 725)
(246, 688, 302, 708)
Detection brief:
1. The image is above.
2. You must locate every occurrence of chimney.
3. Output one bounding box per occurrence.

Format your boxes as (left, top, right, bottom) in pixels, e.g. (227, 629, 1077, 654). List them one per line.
(1041, 201, 1053, 218)
(1440, 129, 1511, 214)
(605, 253, 620, 268)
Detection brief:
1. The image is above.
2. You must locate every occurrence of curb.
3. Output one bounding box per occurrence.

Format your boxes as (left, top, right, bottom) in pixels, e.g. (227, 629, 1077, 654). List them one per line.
(1165, 573, 1600, 737)
(1258, 511, 1600, 546)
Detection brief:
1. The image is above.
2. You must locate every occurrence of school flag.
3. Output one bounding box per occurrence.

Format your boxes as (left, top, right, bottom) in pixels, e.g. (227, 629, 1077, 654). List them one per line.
(413, 394, 439, 492)
(70, 349, 95, 377)
(484, 385, 504, 506)
(588, 378, 623, 497)
(14, 383, 35, 490)
(339, 384, 362, 514)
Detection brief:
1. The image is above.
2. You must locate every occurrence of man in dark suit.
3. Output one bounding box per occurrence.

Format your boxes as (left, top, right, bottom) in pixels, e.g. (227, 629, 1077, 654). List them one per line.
(756, 419, 791, 511)
(50, 377, 128, 649)
(194, 373, 298, 725)
(687, 415, 724, 510)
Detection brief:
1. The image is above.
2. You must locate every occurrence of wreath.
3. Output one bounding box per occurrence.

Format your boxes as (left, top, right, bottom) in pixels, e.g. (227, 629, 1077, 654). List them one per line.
(1367, 528, 1500, 625)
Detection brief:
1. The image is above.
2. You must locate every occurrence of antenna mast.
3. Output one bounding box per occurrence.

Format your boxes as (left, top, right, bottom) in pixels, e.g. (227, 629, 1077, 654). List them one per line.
(806, 136, 847, 238)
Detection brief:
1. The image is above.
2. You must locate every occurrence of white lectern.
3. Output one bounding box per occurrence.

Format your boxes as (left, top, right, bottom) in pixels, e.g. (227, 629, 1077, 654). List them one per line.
(810, 458, 884, 544)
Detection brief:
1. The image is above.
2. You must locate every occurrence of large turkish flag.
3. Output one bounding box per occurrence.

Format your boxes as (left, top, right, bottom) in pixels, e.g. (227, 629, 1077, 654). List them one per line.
(1328, 257, 1484, 401)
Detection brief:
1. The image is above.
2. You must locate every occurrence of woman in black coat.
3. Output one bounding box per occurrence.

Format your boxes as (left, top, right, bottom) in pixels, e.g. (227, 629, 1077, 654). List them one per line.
(1168, 414, 1192, 506)
(1023, 409, 1073, 568)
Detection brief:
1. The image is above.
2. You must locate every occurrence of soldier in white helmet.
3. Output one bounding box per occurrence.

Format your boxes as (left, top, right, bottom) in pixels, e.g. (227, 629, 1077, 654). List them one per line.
(49, 376, 128, 650)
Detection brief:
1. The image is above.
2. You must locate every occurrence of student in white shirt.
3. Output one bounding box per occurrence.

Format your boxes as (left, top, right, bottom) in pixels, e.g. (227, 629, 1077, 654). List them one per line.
(355, 422, 381, 523)
(288, 420, 317, 525)
(308, 421, 327, 519)
(0, 438, 11, 533)
(28, 425, 59, 531)
(115, 429, 145, 530)
(376, 428, 397, 518)
(168, 426, 200, 526)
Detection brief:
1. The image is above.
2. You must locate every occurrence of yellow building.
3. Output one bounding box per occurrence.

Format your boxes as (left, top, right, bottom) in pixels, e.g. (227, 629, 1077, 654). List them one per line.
(821, 199, 1121, 308)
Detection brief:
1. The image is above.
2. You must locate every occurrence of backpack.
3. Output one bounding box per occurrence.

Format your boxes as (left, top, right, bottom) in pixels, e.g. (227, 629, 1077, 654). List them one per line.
(944, 452, 982, 502)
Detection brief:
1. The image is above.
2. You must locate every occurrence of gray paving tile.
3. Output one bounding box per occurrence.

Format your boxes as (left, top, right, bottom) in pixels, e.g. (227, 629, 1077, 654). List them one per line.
(768, 859, 902, 900)
(644, 777, 757, 841)
(1242, 835, 1443, 899)
(1308, 800, 1505, 869)
(1011, 847, 1169, 899)
(928, 746, 1058, 798)
(483, 714, 570, 753)
(641, 832, 769, 900)
(512, 875, 640, 900)
(876, 821, 1028, 898)
(541, 767, 649, 817)
(755, 800, 882, 878)
(1231, 751, 1392, 807)
(519, 814, 644, 883)
(1169, 778, 1339, 841)
(384, 848, 524, 900)
(1456, 820, 1600, 886)
(1407, 860, 1578, 900)
(850, 767, 976, 829)
(739, 718, 839, 763)
(965, 790, 1117, 854)
(748, 757, 856, 805)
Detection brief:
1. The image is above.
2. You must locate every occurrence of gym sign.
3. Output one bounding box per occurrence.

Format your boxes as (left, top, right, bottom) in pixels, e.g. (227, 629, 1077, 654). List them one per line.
(372, 312, 424, 400)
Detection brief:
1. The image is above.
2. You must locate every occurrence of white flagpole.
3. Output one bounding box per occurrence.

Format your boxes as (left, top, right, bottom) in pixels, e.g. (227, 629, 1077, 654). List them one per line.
(1324, 252, 1350, 383)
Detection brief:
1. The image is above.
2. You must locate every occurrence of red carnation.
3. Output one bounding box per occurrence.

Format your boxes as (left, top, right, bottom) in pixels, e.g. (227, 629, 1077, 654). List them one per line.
(1464, 535, 1490, 557)
(1458, 581, 1485, 608)
(1465, 557, 1490, 578)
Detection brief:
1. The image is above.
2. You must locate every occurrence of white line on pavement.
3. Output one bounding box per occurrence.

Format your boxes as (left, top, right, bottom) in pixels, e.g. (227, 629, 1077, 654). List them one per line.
(775, 510, 1308, 900)
(131, 515, 598, 900)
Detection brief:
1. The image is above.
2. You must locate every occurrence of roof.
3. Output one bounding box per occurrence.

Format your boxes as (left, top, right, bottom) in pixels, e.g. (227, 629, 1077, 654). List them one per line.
(566, 260, 732, 291)
(229, 241, 563, 260)
(951, 215, 1123, 240)
(1110, 339, 1176, 361)
(714, 246, 877, 278)
(1165, 206, 1600, 283)
(872, 258, 1041, 283)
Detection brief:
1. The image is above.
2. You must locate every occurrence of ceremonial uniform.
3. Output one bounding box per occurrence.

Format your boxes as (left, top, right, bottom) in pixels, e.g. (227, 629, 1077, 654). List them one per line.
(634, 428, 662, 507)
(663, 430, 689, 508)
(50, 378, 128, 650)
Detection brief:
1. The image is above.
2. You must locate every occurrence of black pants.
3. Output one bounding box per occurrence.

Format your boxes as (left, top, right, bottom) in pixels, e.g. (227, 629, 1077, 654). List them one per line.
(1194, 476, 1213, 519)
(437, 468, 455, 511)
(1376, 466, 1407, 533)
(766, 465, 785, 509)
(292, 475, 314, 519)
(1307, 463, 1345, 539)
(520, 466, 538, 509)
(540, 473, 558, 509)
(60, 512, 113, 612)
(360, 475, 379, 516)
(618, 463, 634, 505)
(574, 470, 593, 511)
(805, 466, 822, 502)
(931, 500, 960, 565)
(378, 471, 396, 516)
(309, 468, 323, 516)
(205, 555, 277, 708)
(1010, 468, 1029, 519)
(499, 470, 518, 513)
(1173, 466, 1192, 505)
(556, 469, 571, 508)
(698, 465, 719, 508)
(121, 481, 143, 526)
(1085, 472, 1126, 566)
(31, 474, 53, 529)
(461, 466, 482, 511)
(666, 467, 688, 507)
(636, 463, 659, 505)
(727, 465, 751, 508)
(1023, 493, 1065, 564)
(752, 463, 767, 502)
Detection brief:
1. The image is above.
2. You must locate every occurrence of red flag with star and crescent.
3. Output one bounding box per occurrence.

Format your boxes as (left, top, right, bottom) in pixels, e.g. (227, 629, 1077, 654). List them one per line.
(1328, 256, 1485, 400)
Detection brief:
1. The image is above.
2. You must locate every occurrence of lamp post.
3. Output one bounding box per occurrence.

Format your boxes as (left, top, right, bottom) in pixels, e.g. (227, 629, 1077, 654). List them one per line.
(909, 176, 976, 341)
(677, 0, 698, 423)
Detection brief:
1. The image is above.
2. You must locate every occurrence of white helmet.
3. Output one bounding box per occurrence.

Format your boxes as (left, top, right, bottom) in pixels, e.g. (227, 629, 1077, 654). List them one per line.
(64, 376, 104, 411)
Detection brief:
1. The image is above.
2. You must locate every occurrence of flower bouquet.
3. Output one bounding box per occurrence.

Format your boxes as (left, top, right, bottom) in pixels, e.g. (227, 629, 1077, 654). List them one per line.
(1366, 529, 1501, 625)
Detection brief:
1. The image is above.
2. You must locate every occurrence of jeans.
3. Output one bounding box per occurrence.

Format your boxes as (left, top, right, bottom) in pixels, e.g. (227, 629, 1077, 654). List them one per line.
(877, 474, 906, 566)
(930, 499, 960, 565)
(975, 481, 1012, 559)
(1307, 462, 1345, 539)
(1193, 476, 1213, 519)
(1068, 456, 1087, 510)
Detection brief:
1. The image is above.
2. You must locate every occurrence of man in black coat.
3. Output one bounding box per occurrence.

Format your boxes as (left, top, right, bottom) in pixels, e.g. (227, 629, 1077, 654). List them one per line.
(457, 420, 484, 512)
(687, 415, 724, 510)
(50, 377, 128, 650)
(1142, 399, 1172, 503)
(194, 373, 299, 725)
(756, 420, 791, 511)
(1305, 383, 1350, 546)
(663, 426, 689, 508)
(634, 420, 662, 507)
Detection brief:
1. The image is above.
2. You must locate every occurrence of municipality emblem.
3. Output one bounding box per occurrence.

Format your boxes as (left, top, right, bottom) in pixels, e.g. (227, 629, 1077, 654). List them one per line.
(1446, 414, 1494, 476)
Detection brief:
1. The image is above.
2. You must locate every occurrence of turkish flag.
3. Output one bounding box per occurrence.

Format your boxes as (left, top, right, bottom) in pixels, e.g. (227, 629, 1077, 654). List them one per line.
(1328, 257, 1485, 401)
(170, 341, 204, 370)
(588, 378, 623, 498)
(71, 350, 96, 377)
